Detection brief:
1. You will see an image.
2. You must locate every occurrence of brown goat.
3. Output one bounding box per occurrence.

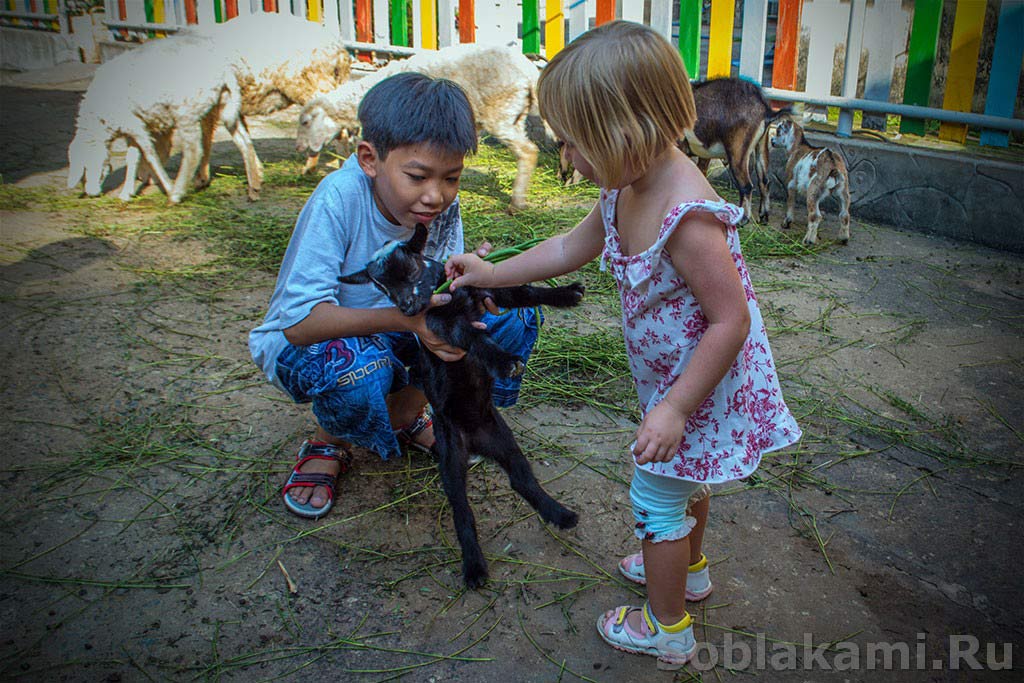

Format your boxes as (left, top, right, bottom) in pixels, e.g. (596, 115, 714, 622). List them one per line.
(769, 119, 851, 245)
(679, 78, 792, 224)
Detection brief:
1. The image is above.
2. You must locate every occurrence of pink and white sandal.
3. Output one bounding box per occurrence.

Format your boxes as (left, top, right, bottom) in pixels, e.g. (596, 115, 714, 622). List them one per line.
(596, 602, 696, 669)
(618, 552, 714, 601)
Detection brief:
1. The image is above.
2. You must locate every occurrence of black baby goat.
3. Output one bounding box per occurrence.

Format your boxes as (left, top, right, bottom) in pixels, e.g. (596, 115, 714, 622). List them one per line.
(339, 224, 583, 588)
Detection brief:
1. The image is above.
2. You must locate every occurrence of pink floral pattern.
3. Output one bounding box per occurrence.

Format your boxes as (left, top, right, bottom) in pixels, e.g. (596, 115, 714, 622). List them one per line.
(600, 191, 801, 483)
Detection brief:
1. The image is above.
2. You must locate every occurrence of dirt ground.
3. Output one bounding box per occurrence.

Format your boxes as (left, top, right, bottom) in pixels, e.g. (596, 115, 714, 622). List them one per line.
(1, 71, 1022, 682)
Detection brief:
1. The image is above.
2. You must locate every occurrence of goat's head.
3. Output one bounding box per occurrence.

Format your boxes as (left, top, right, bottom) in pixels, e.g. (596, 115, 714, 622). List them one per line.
(770, 119, 799, 151)
(338, 223, 445, 316)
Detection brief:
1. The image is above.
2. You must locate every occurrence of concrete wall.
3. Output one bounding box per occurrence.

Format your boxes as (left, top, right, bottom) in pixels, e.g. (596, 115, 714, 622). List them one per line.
(0, 27, 80, 70)
(713, 132, 1024, 253)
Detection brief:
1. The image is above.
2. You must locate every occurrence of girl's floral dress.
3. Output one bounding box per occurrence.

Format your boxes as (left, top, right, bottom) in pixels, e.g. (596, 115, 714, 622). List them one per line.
(600, 190, 802, 483)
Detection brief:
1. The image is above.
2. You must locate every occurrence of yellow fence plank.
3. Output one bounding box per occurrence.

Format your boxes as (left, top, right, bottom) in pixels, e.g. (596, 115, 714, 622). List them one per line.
(545, 0, 564, 59)
(707, 0, 736, 78)
(938, 0, 987, 143)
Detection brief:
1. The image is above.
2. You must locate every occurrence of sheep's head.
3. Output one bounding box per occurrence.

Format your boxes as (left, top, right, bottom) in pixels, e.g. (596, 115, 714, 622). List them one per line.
(770, 119, 799, 151)
(67, 132, 110, 196)
(296, 96, 356, 155)
(337, 223, 445, 316)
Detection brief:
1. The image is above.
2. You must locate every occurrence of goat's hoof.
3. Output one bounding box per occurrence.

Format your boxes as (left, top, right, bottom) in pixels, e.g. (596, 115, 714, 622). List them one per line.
(781, 220, 792, 230)
(507, 360, 526, 378)
(547, 506, 579, 530)
(462, 562, 489, 589)
(802, 238, 817, 246)
(759, 212, 770, 224)
(567, 282, 585, 303)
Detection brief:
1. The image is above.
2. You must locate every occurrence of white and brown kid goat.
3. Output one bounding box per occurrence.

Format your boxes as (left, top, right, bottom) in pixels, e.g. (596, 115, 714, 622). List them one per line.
(770, 119, 851, 245)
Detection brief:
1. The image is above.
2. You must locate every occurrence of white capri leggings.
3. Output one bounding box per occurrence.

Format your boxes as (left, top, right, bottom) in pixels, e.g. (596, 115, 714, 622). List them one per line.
(630, 467, 711, 543)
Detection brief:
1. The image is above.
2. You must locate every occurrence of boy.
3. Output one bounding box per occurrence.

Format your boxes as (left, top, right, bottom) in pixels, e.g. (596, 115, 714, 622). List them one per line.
(249, 72, 542, 519)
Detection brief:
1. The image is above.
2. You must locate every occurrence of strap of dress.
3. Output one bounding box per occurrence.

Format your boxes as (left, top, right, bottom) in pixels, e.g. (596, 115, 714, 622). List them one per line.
(648, 199, 745, 258)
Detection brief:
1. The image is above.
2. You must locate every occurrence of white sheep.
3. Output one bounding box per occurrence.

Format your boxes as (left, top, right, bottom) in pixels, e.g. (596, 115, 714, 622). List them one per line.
(72, 15, 352, 203)
(67, 33, 259, 203)
(296, 43, 547, 212)
(195, 13, 352, 117)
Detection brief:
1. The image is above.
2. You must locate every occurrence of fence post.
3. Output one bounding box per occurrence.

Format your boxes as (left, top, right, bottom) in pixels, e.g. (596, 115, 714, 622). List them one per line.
(437, 0, 454, 46)
(706, 0, 735, 79)
(56, 0, 68, 33)
(391, 0, 408, 45)
(458, 0, 473, 43)
(522, 0, 539, 53)
(861, 1, 906, 131)
(836, 0, 866, 137)
(567, 0, 586, 42)
(373, 0, 388, 43)
(771, 0, 802, 97)
(678, 0, 701, 79)
(545, 0, 563, 58)
(980, 0, 1024, 147)
(419, 0, 437, 48)
(650, 0, 672, 43)
(738, 0, 768, 84)
(899, 0, 941, 135)
(938, 0, 987, 143)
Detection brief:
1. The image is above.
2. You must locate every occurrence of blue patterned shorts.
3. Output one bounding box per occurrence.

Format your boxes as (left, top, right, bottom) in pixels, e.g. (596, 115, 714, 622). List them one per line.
(275, 307, 542, 459)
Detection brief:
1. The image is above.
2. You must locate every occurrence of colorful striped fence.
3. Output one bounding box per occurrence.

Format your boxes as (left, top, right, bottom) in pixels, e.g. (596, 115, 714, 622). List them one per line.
(85, 0, 1023, 148)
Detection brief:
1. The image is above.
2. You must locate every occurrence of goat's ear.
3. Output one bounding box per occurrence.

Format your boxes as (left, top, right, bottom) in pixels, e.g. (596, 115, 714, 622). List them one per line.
(408, 223, 428, 254)
(338, 269, 371, 284)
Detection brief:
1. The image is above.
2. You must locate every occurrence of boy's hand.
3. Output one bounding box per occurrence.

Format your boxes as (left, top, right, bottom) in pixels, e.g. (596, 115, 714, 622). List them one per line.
(404, 293, 484, 362)
(633, 399, 689, 465)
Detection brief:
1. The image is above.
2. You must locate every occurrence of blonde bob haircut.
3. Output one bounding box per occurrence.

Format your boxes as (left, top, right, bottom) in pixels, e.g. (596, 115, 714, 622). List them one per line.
(538, 20, 696, 188)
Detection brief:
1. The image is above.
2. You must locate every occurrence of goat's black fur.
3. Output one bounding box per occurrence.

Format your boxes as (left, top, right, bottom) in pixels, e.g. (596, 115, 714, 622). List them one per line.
(339, 224, 582, 587)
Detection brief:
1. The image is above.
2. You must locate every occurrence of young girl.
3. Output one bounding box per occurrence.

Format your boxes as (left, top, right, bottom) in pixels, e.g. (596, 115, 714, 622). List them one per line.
(445, 21, 801, 667)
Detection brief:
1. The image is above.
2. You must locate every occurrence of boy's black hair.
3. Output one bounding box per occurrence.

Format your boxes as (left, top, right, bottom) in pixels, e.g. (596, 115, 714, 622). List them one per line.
(358, 72, 477, 158)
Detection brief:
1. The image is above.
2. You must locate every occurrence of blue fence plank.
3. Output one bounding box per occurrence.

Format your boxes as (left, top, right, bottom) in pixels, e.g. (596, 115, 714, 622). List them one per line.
(980, 0, 1024, 147)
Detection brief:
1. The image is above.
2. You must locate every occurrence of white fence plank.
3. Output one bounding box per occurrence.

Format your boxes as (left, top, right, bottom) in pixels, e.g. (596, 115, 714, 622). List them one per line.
(802, 0, 848, 96)
(862, 0, 909, 102)
(438, 0, 455, 46)
(476, 0, 516, 46)
(373, 0, 389, 44)
(738, 0, 768, 84)
(650, 0, 672, 42)
(620, 0, 642, 24)
(567, 0, 588, 42)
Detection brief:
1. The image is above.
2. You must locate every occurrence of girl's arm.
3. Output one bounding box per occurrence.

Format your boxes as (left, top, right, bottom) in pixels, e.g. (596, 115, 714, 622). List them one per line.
(284, 296, 467, 362)
(446, 201, 605, 289)
(634, 215, 752, 465)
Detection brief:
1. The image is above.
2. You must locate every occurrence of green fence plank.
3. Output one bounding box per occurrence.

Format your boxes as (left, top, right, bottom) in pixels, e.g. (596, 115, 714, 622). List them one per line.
(392, 0, 409, 46)
(678, 0, 702, 78)
(900, 0, 942, 136)
(523, 0, 539, 53)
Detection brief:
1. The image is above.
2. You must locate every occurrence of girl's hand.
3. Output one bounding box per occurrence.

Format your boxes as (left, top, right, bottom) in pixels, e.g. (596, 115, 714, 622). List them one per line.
(445, 253, 497, 291)
(633, 399, 689, 465)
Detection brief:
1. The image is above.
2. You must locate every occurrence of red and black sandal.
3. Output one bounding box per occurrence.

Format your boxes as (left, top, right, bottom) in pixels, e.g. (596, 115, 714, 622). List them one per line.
(396, 404, 434, 455)
(282, 440, 351, 519)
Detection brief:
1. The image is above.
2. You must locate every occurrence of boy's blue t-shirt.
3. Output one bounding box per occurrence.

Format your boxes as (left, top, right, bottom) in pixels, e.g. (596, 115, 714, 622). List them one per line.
(249, 154, 465, 390)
